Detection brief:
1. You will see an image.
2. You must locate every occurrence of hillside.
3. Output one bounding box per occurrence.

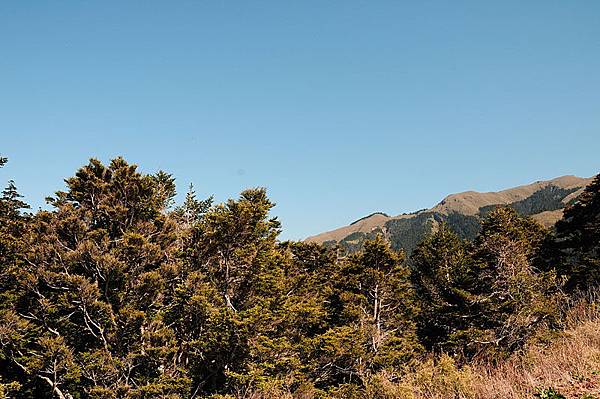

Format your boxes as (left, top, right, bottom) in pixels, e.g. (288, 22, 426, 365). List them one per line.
(306, 175, 593, 254)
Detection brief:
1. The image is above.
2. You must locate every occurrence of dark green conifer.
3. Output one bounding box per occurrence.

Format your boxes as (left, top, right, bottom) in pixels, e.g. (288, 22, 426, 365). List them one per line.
(410, 224, 472, 352)
(552, 174, 600, 289)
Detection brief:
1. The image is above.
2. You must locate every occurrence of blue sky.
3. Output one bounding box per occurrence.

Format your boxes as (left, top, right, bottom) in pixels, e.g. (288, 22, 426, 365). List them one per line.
(1, 1, 599, 240)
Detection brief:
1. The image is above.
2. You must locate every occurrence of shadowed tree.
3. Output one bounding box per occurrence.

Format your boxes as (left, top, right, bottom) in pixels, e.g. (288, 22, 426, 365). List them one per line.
(410, 224, 472, 352)
(550, 174, 600, 290)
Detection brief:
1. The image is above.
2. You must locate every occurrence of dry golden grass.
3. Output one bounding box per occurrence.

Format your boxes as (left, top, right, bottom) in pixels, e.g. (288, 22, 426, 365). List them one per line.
(466, 303, 600, 399)
(398, 301, 600, 399)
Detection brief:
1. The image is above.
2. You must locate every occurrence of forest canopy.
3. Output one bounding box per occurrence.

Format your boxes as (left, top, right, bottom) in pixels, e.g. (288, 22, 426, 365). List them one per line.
(0, 157, 599, 399)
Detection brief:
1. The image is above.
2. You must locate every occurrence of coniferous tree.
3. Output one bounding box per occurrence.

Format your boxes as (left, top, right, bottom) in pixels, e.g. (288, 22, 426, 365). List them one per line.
(463, 208, 563, 359)
(3, 158, 188, 398)
(410, 224, 472, 353)
(173, 188, 286, 395)
(551, 174, 600, 289)
(412, 210, 563, 360)
(173, 184, 213, 228)
(317, 237, 421, 386)
(0, 158, 32, 396)
(191, 188, 281, 313)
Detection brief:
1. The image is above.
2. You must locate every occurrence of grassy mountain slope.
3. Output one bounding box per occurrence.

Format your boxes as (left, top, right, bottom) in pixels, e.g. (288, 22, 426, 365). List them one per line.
(306, 175, 593, 254)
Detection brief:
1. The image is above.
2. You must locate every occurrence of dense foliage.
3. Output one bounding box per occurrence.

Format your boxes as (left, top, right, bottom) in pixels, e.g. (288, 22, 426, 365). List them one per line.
(0, 157, 597, 398)
(549, 175, 600, 290)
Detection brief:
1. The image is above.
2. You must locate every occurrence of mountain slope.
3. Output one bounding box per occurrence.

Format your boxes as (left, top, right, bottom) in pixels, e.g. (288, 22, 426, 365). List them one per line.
(305, 175, 593, 254)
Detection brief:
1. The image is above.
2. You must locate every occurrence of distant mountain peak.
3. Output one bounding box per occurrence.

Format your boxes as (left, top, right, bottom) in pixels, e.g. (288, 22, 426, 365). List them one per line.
(350, 212, 390, 225)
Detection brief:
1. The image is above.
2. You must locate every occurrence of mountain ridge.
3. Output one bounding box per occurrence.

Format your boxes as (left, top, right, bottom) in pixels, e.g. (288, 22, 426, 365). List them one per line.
(305, 175, 593, 254)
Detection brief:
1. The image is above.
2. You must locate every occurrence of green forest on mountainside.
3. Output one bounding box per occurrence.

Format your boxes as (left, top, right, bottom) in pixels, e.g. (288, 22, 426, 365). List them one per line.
(1, 156, 599, 399)
(321, 183, 588, 257)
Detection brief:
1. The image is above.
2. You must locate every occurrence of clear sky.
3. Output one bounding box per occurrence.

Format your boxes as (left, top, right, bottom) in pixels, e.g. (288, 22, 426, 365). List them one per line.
(1, 1, 599, 240)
